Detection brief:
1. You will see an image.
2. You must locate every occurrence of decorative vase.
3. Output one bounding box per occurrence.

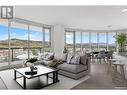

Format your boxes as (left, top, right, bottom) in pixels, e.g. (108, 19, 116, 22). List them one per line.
(30, 66, 34, 72)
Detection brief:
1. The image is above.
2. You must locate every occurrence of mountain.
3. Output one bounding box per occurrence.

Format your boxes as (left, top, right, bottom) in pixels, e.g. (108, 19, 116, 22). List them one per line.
(0, 38, 49, 48)
(68, 43, 115, 47)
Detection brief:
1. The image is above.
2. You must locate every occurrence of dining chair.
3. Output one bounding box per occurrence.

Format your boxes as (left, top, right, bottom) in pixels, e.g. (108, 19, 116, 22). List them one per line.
(97, 50, 106, 64)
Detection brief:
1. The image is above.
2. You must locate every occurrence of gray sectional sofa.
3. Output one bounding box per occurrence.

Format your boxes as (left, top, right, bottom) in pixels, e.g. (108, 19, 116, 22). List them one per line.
(56, 55, 90, 79)
(35, 53, 91, 80)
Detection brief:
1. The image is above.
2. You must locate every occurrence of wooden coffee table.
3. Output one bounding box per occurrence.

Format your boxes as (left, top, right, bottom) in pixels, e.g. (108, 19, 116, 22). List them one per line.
(14, 65, 59, 89)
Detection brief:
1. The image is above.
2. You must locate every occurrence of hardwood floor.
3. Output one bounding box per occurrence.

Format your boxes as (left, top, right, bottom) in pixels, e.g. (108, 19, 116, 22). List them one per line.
(72, 63, 127, 89)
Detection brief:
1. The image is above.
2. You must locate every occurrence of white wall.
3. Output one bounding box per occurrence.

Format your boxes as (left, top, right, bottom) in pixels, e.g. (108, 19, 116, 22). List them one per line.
(51, 24, 65, 54)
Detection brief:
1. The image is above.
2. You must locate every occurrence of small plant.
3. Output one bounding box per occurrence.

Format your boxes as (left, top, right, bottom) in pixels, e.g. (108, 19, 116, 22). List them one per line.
(63, 47, 68, 54)
(115, 33, 127, 52)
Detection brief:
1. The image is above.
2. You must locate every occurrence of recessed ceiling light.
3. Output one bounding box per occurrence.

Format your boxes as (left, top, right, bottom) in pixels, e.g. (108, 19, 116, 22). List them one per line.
(107, 25, 112, 28)
(122, 8, 127, 12)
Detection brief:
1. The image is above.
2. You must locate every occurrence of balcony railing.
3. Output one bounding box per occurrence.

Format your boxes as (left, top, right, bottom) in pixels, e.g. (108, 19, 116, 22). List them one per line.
(0, 47, 51, 63)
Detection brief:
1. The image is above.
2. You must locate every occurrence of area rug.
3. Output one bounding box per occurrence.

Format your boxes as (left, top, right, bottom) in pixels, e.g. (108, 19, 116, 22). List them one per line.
(0, 69, 90, 89)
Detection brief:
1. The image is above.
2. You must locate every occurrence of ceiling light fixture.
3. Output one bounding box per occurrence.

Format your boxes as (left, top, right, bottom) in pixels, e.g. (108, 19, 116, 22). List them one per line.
(122, 8, 127, 12)
(107, 25, 112, 28)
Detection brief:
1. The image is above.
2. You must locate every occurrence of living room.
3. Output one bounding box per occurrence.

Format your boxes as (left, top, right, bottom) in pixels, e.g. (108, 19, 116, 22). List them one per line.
(0, 5, 127, 90)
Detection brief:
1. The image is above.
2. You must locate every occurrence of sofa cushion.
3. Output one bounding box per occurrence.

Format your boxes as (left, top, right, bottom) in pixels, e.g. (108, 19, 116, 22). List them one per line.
(56, 63, 88, 74)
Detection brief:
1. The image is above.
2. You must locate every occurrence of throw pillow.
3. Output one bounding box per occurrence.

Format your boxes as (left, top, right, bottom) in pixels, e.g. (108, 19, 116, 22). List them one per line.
(44, 53, 54, 61)
(70, 55, 80, 64)
(37, 53, 44, 60)
(67, 53, 74, 64)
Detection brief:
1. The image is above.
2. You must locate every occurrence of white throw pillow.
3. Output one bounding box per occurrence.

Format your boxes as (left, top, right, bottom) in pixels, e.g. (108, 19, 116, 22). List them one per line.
(70, 55, 80, 64)
(67, 53, 74, 64)
(37, 53, 44, 60)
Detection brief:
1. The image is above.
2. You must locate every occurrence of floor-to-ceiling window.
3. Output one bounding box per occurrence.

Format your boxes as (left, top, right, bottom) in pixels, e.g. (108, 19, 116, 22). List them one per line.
(65, 30, 117, 53)
(0, 19, 52, 66)
(82, 32, 90, 52)
(91, 32, 98, 51)
(108, 32, 116, 51)
(29, 26, 42, 58)
(10, 22, 28, 61)
(99, 32, 107, 51)
(66, 31, 74, 52)
(44, 28, 51, 52)
(75, 32, 81, 53)
(0, 21, 9, 66)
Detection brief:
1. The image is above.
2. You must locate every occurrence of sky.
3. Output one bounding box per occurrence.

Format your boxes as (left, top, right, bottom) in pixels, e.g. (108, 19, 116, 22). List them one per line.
(0, 24, 115, 44)
(0, 25, 49, 41)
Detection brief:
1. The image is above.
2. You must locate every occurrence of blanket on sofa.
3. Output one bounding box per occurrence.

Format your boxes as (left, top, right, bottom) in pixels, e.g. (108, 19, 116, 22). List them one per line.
(48, 59, 64, 67)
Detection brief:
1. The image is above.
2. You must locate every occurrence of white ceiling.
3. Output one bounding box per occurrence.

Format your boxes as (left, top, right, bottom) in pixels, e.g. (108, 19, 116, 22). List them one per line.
(15, 6, 127, 30)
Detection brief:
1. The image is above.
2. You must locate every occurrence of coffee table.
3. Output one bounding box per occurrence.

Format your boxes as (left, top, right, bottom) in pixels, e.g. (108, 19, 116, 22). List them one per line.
(14, 65, 59, 89)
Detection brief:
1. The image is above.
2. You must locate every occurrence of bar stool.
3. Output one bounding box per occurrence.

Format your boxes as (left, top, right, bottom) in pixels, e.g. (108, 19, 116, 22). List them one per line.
(112, 62, 126, 84)
(107, 59, 117, 74)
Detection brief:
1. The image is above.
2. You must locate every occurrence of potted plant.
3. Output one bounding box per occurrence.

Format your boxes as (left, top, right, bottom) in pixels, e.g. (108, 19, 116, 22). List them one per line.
(63, 46, 68, 54)
(115, 33, 127, 52)
(24, 58, 38, 72)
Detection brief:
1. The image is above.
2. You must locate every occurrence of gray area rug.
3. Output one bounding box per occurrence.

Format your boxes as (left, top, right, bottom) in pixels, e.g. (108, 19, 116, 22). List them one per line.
(0, 69, 90, 89)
